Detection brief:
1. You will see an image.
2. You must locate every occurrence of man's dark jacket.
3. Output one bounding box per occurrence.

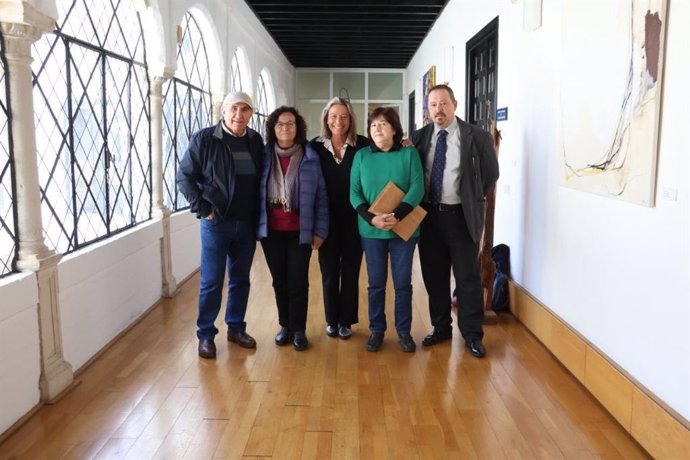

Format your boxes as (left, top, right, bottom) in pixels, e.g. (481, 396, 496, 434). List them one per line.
(176, 121, 264, 220)
(411, 117, 499, 243)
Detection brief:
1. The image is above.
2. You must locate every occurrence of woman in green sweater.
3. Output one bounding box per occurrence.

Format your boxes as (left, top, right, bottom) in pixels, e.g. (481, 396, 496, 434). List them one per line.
(350, 107, 424, 352)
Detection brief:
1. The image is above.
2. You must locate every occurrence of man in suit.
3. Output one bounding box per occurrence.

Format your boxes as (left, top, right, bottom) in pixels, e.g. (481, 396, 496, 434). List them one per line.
(411, 84, 499, 358)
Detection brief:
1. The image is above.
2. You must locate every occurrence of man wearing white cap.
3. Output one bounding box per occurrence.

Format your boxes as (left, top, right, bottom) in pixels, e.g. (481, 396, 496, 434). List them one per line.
(177, 92, 265, 358)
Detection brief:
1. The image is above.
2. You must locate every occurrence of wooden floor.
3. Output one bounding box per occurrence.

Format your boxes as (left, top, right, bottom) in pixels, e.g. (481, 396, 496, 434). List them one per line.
(1, 247, 650, 459)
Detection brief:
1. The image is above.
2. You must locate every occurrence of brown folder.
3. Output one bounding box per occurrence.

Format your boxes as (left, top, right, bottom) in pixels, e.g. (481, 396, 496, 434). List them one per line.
(368, 181, 427, 241)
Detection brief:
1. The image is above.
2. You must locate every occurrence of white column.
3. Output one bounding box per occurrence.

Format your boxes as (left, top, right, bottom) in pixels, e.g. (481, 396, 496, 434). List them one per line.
(149, 68, 177, 297)
(212, 91, 225, 125)
(1, 6, 74, 401)
(2, 22, 52, 270)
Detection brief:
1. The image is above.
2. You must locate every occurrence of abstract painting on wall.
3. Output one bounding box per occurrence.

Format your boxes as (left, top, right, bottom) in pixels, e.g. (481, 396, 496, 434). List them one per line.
(559, 0, 666, 206)
(422, 65, 436, 126)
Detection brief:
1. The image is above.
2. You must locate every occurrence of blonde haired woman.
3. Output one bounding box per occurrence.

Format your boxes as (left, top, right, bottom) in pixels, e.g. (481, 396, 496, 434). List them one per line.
(310, 98, 368, 340)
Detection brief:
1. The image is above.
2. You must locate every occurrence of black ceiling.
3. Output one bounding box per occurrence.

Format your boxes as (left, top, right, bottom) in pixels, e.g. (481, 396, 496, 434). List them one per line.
(244, 0, 450, 68)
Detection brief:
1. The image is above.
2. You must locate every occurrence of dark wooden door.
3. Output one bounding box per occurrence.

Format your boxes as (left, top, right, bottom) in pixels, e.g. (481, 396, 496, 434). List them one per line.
(466, 17, 498, 131)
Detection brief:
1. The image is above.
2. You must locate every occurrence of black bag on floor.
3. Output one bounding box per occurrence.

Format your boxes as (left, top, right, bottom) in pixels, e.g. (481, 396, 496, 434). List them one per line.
(491, 244, 511, 311)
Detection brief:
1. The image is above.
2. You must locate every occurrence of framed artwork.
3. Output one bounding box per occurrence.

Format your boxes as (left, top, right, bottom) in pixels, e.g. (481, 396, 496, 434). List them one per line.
(559, 0, 666, 206)
(422, 65, 436, 126)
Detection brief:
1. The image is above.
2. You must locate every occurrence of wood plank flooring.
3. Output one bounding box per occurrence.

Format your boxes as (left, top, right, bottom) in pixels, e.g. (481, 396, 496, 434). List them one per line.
(0, 247, 650, 459)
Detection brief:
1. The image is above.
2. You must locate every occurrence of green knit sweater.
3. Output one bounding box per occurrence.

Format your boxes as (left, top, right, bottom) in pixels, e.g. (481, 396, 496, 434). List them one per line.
(350, 145, 424, 239)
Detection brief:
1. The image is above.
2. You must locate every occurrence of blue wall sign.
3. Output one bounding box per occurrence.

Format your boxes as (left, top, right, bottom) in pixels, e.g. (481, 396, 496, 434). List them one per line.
(496, 107, 508, 121)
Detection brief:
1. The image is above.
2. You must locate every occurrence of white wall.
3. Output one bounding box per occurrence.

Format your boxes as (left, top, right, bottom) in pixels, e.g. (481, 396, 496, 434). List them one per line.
(0, 273, 41, 433)
(407, 0, 689, 421)
(0, 0, 293, 435)
(171, 212, 200, 284)
(58, 221, 163, 369)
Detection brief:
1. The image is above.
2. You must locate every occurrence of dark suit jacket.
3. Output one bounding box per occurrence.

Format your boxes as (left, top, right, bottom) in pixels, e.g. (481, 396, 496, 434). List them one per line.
(411, 117, 499, 243)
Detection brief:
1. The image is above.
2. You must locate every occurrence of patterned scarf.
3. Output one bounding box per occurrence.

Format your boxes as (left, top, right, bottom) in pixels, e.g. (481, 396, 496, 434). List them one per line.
(267, 143, 303, 212)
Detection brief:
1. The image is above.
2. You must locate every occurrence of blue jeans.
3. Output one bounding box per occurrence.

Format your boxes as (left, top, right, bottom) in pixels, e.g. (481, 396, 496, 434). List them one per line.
(361, 236, 418, 335)
(197, 218, 256, 340)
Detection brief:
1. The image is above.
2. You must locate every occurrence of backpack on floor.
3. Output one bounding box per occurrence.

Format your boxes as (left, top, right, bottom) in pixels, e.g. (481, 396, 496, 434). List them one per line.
(491, 244, 511, 311)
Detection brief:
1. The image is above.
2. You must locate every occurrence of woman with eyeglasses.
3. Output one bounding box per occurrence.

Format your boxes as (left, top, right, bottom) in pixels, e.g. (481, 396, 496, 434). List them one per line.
(350, 107, 424, 353)
(258, 106, 329, 351)
(310, 98, 369, 340)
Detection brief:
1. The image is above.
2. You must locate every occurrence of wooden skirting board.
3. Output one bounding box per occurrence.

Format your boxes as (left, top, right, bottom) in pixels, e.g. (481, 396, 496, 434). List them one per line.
(508, 280, 690, 458)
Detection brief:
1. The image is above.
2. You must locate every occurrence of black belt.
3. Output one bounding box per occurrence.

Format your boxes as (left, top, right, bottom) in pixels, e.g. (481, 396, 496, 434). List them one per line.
(424, 202, 462, 212)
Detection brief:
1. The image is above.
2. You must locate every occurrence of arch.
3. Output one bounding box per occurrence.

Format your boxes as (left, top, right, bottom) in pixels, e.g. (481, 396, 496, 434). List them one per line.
(259, 68, 276, 113)
(230, 46, 252, 96)
(161, 9, 214, 211)
(138, 0, 166, 69)
(250, 68, 275, 138)
(184, 6, 224, 95)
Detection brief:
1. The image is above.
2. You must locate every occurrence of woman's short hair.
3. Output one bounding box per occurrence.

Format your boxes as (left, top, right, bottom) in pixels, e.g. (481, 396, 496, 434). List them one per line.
(265, 106, 308, 147)
(367, 107, 403, 146)
(320, 97, 358, 145)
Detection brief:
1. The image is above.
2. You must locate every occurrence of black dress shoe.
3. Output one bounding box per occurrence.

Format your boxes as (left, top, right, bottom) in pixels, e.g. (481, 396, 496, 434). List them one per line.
(275, 327, 292, 346)
(325, 325, 338, 337)
(398, 333, 416, 353)
(293, 331, 309, 351)
(466, 339, 486, 358)
(365, 332, 384, 352)
(338, 325, 352, 340)
(421, 328, 452, 346)
(227, 330, 257, 349)
(198, 339, 216, 359)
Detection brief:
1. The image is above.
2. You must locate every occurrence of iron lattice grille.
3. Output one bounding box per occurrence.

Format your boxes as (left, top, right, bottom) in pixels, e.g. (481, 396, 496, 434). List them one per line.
(251, 73, 268, 138)
(32, 0, 151, 254)
(230, 51, 242, 92)
(162, 12, 212, 212)
(0, 32, 18, 277)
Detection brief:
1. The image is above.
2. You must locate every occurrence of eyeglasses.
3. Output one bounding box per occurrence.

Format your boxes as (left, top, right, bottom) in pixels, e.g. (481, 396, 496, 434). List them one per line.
(276, 121, 296, 129)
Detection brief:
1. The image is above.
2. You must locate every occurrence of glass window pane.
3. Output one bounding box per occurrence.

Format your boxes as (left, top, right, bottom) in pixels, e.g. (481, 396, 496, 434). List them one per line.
(351, 103, 367, 137)
(297, 101, 327, 141)
(368, 72, 403, 100)
(32, 0, 151, 253)
(333, 72, 364, 100)
(297, 72, 330, 99)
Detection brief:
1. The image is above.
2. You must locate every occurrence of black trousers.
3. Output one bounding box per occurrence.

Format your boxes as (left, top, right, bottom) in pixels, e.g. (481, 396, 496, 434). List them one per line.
(418, 206, 484, 341)
(261, 230, 312, 333)
(317, 220, 362, 327)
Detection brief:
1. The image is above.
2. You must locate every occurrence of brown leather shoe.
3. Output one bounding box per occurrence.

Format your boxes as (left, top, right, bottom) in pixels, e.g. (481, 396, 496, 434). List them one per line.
(198, 339, 216, 359)
(227, 330, 257, 349)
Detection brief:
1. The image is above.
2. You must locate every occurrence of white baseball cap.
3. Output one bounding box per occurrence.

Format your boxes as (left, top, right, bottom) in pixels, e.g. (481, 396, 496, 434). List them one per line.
(222, 91, 254, 110)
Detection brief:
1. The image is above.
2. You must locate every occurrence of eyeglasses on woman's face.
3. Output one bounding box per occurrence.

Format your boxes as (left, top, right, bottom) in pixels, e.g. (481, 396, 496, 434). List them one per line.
(276, 121, 296, 130)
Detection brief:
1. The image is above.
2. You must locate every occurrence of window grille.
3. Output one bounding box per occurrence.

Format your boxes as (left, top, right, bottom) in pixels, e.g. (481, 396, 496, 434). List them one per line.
(230, 50, 243, 93)
(32, 0, 151, 254)
(162, 11, 212, 212)
(0, 32, 17, 277)
(251, 73, 268, 138)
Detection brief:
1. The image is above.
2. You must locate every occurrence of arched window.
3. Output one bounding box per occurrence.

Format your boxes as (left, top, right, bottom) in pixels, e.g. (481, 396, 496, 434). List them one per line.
(251, 72, 269, 137)
(0, 33, 17, 277)
(230, 49, 243, 93)
(162, 11, 212, 211)
(32, 0, 150, 253)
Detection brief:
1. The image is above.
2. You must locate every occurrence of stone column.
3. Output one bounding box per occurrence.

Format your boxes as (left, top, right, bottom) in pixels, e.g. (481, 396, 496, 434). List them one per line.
(212, 91, 225, 125)
(1, 6, 74, 401)
(149, 67, 177, 297)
